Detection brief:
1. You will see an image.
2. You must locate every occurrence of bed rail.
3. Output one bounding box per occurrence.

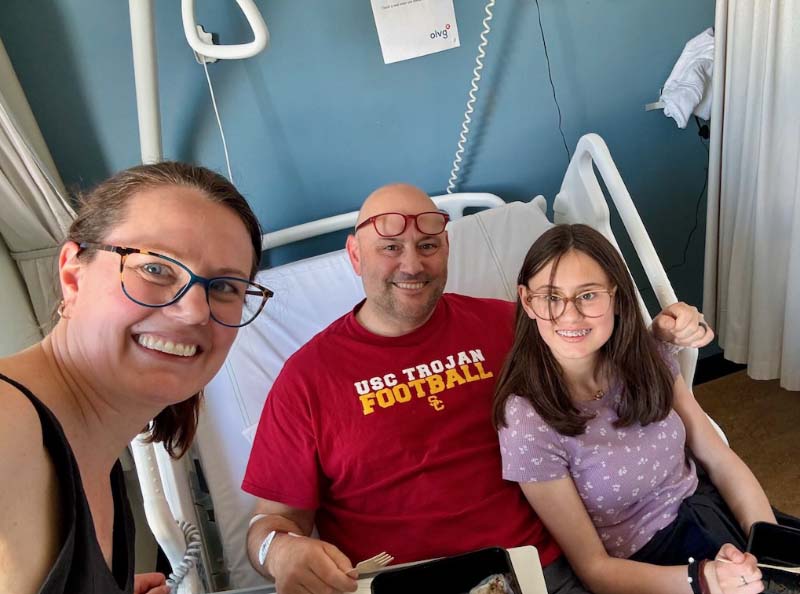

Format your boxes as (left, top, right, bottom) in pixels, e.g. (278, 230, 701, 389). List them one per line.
(554, 133, 699, 384)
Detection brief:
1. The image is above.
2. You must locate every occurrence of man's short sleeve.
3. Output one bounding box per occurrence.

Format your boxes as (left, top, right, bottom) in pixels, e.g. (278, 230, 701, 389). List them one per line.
(242, 363, 321, 509)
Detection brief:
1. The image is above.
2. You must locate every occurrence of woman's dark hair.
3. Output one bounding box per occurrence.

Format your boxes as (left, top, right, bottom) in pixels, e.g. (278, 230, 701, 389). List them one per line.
(67, 161, 262, 457)
(492, 224, 674, 436)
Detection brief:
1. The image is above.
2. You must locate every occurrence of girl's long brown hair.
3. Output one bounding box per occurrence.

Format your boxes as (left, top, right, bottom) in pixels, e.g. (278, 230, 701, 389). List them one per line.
(492, 224, 674, 436)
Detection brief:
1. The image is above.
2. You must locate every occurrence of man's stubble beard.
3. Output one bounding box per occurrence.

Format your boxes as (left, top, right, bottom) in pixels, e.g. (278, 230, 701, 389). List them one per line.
(377, 282, 446, 330)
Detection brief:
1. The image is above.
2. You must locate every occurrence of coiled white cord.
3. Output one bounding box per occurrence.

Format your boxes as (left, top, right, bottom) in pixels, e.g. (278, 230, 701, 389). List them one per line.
(202, 59, 234, 183)
(166, 520, 202, 593)
(446, 0, 496, 194)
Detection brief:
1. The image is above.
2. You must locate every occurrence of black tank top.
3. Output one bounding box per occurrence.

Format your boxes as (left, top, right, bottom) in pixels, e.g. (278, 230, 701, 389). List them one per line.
(0, 373, 134, 594)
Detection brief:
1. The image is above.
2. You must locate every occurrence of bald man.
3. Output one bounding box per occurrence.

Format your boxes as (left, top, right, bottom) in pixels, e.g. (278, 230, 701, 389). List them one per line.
(243, 184, 713, 594)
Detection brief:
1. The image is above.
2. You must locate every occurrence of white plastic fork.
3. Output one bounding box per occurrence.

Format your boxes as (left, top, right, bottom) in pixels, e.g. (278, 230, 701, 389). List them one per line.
(718, 557, 800, 574)
(754, 562, 800, 574)
(346, 551, 394, 577)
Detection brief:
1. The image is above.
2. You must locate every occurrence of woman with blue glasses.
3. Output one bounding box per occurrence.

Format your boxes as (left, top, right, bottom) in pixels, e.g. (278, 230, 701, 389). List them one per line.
(0, 162, 271, 594)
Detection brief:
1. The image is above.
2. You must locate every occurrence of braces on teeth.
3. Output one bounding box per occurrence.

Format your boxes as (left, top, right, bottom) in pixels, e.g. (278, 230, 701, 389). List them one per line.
(557, 329, 591, 337)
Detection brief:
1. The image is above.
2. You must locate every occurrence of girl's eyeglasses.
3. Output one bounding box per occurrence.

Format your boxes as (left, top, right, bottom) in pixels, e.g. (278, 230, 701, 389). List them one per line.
(527, 288, 615, 322)
(78, 243, 273, 328)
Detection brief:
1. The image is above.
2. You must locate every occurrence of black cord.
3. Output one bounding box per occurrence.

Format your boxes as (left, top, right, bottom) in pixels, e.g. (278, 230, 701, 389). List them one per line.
(534, 0, 570, 166)
(665, 119, 709, 273)
(637, 122, 710, 300)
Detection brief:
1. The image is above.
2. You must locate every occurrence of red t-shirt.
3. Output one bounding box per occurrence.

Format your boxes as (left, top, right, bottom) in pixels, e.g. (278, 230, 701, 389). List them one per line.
(243, 293, 560, 566)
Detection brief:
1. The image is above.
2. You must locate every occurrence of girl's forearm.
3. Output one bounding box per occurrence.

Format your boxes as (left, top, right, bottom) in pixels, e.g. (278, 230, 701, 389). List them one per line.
(705, 452, 776, 535)
(579, 556, 694, 594)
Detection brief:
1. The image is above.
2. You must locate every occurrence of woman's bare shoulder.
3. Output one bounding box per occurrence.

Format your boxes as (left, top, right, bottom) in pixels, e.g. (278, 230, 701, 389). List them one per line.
(0, 350, 50, 439)
(0, 370, 49, 480)
(0, 368, 64, 594)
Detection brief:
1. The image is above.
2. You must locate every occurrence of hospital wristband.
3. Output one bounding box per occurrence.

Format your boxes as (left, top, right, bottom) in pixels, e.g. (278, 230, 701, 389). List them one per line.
(249, 513, 268, 529)
(258, 530, 282, 567)
(257, 530, 300, 567)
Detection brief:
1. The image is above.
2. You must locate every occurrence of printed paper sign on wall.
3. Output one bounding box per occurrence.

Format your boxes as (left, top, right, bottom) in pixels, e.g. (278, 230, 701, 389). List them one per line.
(370, 0, 460, 64)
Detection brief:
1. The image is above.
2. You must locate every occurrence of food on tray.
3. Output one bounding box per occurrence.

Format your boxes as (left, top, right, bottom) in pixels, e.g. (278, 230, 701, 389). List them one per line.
(467, 573, 516, 594)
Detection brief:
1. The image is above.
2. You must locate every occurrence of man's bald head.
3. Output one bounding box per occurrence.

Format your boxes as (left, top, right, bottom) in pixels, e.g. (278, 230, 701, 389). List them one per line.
(355, 184, 437, 228)
(347, 183, 449, 336)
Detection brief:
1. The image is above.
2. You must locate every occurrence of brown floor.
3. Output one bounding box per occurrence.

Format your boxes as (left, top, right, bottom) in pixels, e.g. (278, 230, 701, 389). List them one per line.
(694, 371, 800, 517)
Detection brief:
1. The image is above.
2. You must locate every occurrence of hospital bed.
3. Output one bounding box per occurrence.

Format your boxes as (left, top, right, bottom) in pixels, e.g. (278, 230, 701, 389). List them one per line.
(130, 133, 710, 592)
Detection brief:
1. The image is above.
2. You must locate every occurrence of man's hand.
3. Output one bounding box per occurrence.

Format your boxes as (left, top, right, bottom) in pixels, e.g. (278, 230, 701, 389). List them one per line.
(704, 544, 763, 594)
(652, 302, 714, 348)
(134, 572, 169, 594)
(266, 533, 358, 594)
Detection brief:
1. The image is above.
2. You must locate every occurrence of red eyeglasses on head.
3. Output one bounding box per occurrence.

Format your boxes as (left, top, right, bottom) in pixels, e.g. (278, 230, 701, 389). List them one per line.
(354, 211, 450, 238)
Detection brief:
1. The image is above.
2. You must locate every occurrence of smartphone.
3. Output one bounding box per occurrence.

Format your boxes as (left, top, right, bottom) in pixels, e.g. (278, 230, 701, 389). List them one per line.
(747, 521, 800, 565)
(370, 547, 523, 594)
(747, 522, 800, 593)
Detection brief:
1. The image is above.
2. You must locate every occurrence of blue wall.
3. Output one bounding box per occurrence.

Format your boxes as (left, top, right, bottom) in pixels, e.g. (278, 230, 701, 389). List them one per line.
(1, 0, 713, 313)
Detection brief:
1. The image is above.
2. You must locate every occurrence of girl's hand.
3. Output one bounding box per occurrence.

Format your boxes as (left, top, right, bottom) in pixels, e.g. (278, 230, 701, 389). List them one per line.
(652, 302, 714, 348)
(134, 572, 170, 594)
(704, 544, 763, 594)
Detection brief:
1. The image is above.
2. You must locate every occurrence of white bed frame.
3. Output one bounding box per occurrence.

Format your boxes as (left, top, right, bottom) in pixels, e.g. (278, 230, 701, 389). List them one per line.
(129, 133, 708, 593)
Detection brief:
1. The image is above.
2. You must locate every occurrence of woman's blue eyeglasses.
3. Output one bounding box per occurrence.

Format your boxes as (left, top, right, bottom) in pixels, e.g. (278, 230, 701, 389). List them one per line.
(78, 243, 273, 328)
